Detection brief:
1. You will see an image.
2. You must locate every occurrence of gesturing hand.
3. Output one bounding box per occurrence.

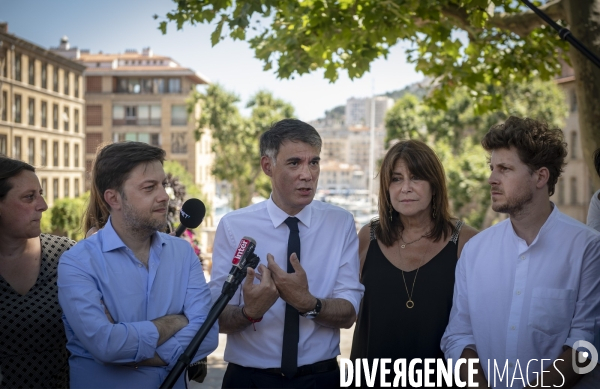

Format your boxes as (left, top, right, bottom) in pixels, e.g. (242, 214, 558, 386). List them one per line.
(241, 264, 279, 319)
(267, 253, 316, 313)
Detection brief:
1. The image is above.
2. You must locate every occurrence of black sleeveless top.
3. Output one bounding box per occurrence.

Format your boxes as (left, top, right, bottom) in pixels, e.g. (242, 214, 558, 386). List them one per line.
(350, 220, 463, 387)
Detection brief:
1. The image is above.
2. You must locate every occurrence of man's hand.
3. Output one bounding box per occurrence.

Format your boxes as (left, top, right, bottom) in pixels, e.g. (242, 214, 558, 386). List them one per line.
(267, 253, 316, 313)
(241, 263, 280, 319)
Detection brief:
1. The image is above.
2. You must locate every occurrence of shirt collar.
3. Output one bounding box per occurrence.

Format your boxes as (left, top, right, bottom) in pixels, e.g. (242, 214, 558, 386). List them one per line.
(509, 202, 558, 247)
(100, 216, 165, 253)
(266, 196, 312, 229)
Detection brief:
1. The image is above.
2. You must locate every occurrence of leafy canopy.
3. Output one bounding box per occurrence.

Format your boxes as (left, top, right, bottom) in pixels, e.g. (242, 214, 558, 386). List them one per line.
(160, 0, 569, 112)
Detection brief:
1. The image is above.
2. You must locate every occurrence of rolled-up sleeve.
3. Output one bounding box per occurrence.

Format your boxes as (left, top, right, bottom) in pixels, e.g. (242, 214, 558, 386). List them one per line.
(564, 237, 600, 349)
(441, 243, 477, 361)
(58, 252, 159, 364)
(331, 215, 365, 315)
(155, 250, 218, 368)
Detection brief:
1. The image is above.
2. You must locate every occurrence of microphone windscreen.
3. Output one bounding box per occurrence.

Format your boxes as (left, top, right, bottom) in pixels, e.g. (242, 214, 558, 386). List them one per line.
(179, 198, 206, 229)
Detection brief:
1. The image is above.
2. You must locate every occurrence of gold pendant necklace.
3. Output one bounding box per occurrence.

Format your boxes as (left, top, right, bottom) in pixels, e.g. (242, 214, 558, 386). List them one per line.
(399, 236, 428, 309)
(400, 232, 426, 249)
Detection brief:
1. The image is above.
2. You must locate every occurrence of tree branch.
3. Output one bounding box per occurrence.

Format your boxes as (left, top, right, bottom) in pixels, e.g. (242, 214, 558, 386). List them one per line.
(488, 0, 566, 37)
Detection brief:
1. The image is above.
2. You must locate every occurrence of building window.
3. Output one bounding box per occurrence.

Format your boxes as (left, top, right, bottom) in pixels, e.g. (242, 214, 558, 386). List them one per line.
(41, 178, 47, 199)
(28, 138, 35, 165)
(64, 178, 69, 198)
(14, 136, 22, 160)
(74, 144, 79, 167)
(41, 101, 47, 127)
(168, 78, 181, 93)
(53, 104, 59, 129)
(63, 107, 69, 131)
(74, 178, 79, 197)
(86, 105, 103, 126)
(86, 76, 102, 93)
(64, 71, 70, 95)
(1, 91, 6, 121)
(558, 178, 565, 205)
(15, 94, 22, 123)
(0, 134, 6, 155)
(86, 132, 103, 154)
(74, 76, 79, 98)
(570, 177, 578, 205)
(53, 66, 59, 92)
(41, 140, 47, 166)
(571, 132, 577, 159)
(15, 53, 21, 81)
(74, 109, 79, 132)
(41, 63, 47, 89)
(28, 58, 35, 85)
(53, 141, 59, 166)
(113, 104, 160, 126)
(570, 90, 577, 113)
(115, 132, 160, 146)
(28, 98, 35, 125)
(53, 178, 59, 200)
(64, 142, 69, 167)
(171, 105, 187, 126)
(171, 132, 188, 154)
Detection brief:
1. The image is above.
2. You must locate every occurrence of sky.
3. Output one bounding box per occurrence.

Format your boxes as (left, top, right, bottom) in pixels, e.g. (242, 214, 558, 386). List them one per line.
(1, 0, 423, 121)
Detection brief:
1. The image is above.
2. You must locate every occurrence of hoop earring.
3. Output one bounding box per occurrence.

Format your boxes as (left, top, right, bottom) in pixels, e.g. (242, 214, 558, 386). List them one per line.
(388, 205, 393, 222)
(432, 195, 437, 219)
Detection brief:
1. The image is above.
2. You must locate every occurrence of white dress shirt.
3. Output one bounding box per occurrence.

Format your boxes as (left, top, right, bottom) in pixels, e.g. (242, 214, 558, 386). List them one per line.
(441, 205, 600, 388)
(210, 197, 364, 368)
(587, 189, 600, 232)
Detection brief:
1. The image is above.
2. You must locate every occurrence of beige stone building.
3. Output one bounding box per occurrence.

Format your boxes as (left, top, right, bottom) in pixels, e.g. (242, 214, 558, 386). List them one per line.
(0, 24, 86, 207)
(551, 65, 596, 223)
(52, 40, 217, 226)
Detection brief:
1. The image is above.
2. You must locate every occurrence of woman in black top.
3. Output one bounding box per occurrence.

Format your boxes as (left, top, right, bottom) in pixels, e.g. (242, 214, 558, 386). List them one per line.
(0, 156, 75, 388)
(350, 140, 478, 387)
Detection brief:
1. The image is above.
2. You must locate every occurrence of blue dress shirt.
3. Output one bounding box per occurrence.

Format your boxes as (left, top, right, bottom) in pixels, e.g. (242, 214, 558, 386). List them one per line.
(57, 217, 218, 389)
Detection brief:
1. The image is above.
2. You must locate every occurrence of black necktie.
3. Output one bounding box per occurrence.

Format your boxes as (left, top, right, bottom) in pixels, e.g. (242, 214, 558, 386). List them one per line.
(281, 217, 300, 377)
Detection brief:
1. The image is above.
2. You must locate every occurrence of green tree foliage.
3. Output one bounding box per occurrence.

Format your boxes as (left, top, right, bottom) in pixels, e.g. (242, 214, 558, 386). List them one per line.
(386, 79, 568, 228)
(188, 85, 294, 209)
(160, 0, 600, 186)
(45, 192, 89, 241)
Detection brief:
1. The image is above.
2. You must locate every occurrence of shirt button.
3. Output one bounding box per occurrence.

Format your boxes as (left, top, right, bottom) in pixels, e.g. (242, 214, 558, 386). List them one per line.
(511, 326, 516, 330)
(520, 255, 525, 260)
(138, 264, 143, 268)
(516, 290, 521, 295)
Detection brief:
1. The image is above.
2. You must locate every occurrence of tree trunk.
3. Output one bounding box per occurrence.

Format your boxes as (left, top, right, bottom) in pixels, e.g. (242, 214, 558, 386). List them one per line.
(565, 0, 600, 188)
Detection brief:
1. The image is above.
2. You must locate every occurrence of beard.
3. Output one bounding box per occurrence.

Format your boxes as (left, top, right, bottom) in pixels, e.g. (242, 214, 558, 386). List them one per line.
(122, 198, 168, 236)
(492, 187, 534, 215)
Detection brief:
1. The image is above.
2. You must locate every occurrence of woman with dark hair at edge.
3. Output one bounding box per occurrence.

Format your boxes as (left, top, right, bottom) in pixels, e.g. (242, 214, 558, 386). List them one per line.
(0, 156, 75, 388)
(350, 139, 478, 387)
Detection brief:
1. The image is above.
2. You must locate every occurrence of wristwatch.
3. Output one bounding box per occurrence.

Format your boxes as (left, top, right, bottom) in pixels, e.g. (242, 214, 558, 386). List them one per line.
(300, 298, 322, 319)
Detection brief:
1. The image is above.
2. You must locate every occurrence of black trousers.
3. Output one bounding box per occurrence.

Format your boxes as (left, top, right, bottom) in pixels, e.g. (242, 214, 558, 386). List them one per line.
(222, 362, 341, 389)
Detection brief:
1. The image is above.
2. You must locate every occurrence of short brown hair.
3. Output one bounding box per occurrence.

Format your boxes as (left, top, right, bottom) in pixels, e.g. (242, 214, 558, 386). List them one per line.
(481, 116, 567, 196)
(0, 156, 35, 200)
(376, 139, 454, 247)
(84, 142, 166, 231)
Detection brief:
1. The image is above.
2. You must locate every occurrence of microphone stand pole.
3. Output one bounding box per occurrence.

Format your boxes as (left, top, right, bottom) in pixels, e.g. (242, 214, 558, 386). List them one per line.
(160, 255, 260, 389)
(519, 0, 600, 70)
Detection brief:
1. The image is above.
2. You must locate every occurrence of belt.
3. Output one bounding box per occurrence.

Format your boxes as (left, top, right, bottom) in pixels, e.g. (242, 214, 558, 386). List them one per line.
(243, 358, 339, 378)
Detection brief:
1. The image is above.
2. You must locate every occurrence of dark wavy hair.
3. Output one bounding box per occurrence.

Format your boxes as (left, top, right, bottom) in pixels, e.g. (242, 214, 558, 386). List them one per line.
(376, 139, 454, 247)
(594, 148, 600, 178)
(0, 156, 35, 200)
(481, 116, 567, 196)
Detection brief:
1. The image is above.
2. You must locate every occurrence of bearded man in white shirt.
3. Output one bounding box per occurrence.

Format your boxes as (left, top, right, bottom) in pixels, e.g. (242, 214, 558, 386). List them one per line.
(210, 119, 364, 388)
(441, 116, 600, 389)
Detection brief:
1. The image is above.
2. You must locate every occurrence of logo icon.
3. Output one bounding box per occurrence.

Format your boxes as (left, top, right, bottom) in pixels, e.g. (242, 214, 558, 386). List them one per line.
(572, 340, 598, 374)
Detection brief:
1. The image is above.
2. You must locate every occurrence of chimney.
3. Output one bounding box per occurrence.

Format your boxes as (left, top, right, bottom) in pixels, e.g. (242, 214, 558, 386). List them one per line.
(59, 36, 70, 50)
(0, 23, 7, 33)
(142, 47, 153, 57)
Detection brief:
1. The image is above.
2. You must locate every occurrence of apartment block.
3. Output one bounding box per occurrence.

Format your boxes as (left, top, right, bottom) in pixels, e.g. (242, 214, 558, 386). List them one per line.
(52, 40, 216, 225)
(0, 24, 86, 207)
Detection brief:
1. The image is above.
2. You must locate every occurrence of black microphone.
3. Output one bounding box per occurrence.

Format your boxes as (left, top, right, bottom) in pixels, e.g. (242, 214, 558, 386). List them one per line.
(175, 198, 206, 237)
(222, 236, 259, 294)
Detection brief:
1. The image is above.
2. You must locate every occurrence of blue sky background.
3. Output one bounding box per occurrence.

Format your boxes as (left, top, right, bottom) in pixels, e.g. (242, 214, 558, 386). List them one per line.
(1, 0, 423, 120)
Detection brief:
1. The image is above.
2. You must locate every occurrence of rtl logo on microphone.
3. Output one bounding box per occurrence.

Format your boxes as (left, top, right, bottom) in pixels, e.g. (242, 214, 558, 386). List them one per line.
(233, 239, 249, 265)
(180, 209, 191, 219)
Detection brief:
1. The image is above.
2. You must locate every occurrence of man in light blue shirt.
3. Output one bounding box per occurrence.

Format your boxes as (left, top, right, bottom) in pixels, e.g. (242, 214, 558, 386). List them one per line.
(58, 142, 217, 388)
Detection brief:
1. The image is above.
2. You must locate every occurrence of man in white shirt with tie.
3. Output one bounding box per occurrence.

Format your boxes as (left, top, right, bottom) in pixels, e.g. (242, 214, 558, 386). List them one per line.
(210, 119, 364, 388)
(441, 116, 600, 388)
